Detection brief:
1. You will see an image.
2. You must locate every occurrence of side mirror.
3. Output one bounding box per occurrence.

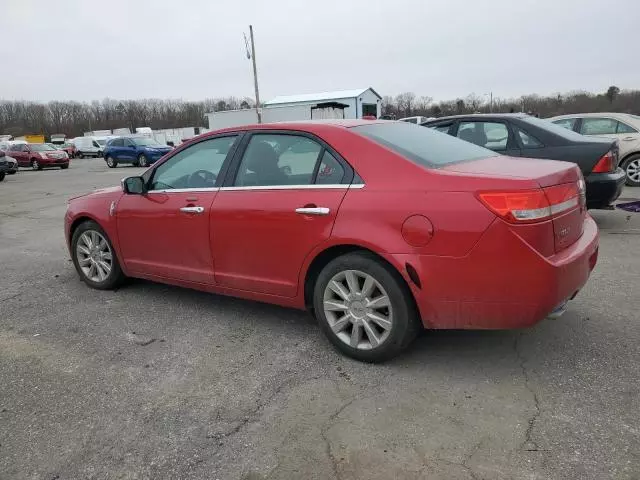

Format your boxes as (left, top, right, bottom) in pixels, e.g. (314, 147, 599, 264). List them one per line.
(121, 176, 146, 194)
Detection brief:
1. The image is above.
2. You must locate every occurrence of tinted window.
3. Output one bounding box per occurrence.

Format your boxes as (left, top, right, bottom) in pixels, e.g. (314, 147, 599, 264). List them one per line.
(427, 123, 453, 134)
(552, 118, 577, 131)
(9, 144, 22, 151)
(114, 138, 124, 147)
(132, 137, 163, 147)
(123, 139, 135, 147)
(150, 136, 237, 190)
(316, 151, 345, 185)
(617, 122, 638, 134)
(522, 116, 590, 142)
(457, 122, 508, 150)
(581, 118, 618, 135)
(352, 122, 497, 167)
(234, 134, 322, 187)
(30, 144, 57, 152)
(515, 127, 543, 148)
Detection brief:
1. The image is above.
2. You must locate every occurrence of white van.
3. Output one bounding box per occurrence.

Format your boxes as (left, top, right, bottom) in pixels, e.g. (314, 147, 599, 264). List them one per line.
(72, 136, 108, 158)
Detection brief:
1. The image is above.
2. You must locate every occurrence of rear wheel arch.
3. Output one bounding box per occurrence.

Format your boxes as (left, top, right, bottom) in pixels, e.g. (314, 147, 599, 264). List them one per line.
(303, 244, 419, 315)
(620, 150, 640, 164)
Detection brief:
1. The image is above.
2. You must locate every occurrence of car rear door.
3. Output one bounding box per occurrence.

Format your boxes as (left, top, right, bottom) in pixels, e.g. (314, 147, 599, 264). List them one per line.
(11, 144, 28, 166)
(455, 120, 521, 156)
(116, 134, 240, 283)
(210, 131, 353, 297)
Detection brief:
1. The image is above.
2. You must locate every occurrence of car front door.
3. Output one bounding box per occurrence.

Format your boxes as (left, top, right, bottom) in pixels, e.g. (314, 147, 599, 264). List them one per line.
(211, 131, 353, 297)
(116, 134, 240, 283)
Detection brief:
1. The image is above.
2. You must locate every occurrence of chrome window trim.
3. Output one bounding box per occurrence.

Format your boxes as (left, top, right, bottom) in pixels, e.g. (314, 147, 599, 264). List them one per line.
(219, 184, 365, 191)
(143, 184, 365, 194)
(147, 187, 220, 194)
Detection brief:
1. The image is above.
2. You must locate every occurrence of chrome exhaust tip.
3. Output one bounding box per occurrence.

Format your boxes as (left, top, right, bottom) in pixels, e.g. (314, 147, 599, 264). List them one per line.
(547, 301, 568, 320)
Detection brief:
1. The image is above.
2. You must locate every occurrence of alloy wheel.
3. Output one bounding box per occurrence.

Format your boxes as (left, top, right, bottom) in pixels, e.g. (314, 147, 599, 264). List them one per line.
(626, 158, 640, 184)
(76, 230, 113, 283)
(31, 159, 39, 171)
(323, 269, 393, 350)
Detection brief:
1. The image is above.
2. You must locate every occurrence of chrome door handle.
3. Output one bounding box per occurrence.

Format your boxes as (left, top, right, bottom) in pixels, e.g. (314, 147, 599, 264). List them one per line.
(295, 207, 330, 216)
(180, 206, 204, 214)
(623, 136, 636, 141)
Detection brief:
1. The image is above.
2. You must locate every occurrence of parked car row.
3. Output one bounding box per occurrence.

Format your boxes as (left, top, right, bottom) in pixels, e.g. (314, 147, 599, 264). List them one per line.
(4, 142, 69, 170)
(420, 114, 626, 209)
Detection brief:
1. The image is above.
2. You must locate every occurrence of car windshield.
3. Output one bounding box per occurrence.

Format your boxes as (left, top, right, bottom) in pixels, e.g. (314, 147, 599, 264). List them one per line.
(132, 137, 162, 147)
(522, 116, 589, 141)
(30, 144, 57, 152)
(352, 122, 498, 167)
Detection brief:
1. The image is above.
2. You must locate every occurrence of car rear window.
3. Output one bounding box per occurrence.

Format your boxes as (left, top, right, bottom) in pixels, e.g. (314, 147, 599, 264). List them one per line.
(351, 122, 498, 167)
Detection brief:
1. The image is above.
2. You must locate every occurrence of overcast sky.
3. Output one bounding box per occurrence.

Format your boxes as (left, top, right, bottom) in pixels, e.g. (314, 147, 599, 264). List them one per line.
(3, 0, 639, 103)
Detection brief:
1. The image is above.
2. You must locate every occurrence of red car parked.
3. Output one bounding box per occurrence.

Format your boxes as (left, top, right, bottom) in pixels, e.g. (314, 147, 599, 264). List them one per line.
(8, 143, 69, 170)
(65, 120, 599, 362)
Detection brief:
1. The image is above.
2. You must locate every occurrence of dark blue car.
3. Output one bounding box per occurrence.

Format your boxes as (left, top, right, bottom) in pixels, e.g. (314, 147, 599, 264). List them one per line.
(103, 136, 173, 168)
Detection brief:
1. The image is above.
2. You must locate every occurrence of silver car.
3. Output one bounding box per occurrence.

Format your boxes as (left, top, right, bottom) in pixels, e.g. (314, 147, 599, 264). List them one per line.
(549, 112, 640, 186)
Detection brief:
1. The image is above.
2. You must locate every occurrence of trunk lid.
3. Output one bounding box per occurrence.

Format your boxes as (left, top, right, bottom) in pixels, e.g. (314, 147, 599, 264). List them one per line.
(443, 155, 586, 254)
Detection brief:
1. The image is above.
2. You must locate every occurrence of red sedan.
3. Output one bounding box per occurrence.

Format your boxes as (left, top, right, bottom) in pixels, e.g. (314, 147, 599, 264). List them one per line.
(65, 120, 599, 362)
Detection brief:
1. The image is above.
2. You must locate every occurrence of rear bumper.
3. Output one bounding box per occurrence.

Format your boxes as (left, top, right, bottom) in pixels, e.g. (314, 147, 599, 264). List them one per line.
(392, 215, 599, 330)
(585, 168, 625, 209)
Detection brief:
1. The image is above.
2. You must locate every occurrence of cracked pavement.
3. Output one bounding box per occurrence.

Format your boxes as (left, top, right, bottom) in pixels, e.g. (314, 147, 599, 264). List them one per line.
(1, 160, 639, 479)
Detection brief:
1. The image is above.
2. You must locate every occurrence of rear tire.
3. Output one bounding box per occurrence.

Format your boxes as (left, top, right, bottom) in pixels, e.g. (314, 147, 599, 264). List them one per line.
(138, 154, 148, 168)
(105, 156, 117, 168)
(621, 154, 640, 187)
(31, 159, 42, 171)
(78, 152, 85, 159)
(312, 252, 420, 363)
(71, 220, 125, 290)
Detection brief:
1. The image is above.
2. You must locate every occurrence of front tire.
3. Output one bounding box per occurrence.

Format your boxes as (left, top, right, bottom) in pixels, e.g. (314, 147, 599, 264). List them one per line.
(138, 154, 148, 168)
(60, 164, 69, 170)
(105, 156, 118, 168)
(312, 252, 420, 362)
(622, 154, 640, 187)
(0, 172, 5, 182)
(71, 220, 125, 290)
(31, 159, 42, 171)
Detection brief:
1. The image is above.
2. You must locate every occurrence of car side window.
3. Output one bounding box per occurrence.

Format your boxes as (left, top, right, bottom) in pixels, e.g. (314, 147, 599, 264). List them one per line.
(617, 122, 638, 134)
(234, 134, 322, 187)
(150, 135, 238, 191)
(428, 123, 453, 135)
(580, 118, 617, 135)
(315, 150, 345, 185)
(552, 118, 577, 131)
(515, 127, 543, 148)
(112, 138, 124, 147)
(123, 139, 134, 147)
(457, 122, 508, 150)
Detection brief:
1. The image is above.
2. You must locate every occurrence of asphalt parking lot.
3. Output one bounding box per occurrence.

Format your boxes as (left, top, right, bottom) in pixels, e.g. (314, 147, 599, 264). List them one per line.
(0, 159, 639, 480)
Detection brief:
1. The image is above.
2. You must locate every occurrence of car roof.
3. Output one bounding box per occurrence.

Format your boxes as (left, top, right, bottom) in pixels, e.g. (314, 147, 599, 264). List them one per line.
(210, 119, 385, 135)
(548, 112, 640, 122)
(423, 113, 529, 123)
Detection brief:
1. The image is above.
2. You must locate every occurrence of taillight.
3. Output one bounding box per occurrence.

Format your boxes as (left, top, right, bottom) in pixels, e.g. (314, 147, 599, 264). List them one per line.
(478, 183, 580, 223)
(592, 151, 614, 173)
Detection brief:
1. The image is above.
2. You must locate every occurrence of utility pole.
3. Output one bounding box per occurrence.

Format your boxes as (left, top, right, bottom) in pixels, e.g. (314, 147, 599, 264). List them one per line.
(247, 25, 262, 123)
(490, 91, 493, 113)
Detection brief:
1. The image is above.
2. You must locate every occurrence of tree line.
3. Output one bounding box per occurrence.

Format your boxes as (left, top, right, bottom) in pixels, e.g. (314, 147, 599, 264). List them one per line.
(0, 97, 254, 138)
(381, 86, 638, 119)
(0, 86, 638, 138)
